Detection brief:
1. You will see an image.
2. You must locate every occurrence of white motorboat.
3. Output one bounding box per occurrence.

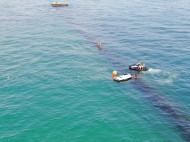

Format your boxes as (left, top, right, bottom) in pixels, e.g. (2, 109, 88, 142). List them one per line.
(113, 73, 132, 82)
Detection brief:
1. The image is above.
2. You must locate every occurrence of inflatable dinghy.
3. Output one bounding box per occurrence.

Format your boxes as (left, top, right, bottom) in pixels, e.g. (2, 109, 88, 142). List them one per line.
(113, 73, 132, 82)
(129, 64, 148, 71)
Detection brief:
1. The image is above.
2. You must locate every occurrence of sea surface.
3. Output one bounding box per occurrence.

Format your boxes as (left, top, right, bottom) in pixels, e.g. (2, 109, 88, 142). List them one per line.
(1, 0, 190, 141)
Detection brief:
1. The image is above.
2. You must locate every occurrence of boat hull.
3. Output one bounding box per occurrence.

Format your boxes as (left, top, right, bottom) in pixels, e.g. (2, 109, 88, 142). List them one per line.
(114, 74, 132, 82)
(129, 64, 148, 71)
(52, 3, 68, 7)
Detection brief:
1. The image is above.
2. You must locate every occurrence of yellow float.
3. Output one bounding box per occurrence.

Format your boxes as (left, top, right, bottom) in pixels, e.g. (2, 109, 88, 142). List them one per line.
(112, 71, 117, 78)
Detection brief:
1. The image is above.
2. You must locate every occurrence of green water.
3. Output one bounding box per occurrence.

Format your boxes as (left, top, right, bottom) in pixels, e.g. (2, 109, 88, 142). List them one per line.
(1, 0, 190, 141)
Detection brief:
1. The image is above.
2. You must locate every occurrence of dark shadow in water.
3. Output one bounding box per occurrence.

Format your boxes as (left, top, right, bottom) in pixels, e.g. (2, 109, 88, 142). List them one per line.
(58, 13, 190, 141)
(133, 79, 190, 142)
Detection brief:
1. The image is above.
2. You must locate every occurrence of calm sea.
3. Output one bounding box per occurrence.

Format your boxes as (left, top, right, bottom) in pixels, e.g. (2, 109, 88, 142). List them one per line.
(1, 0, 190, 141)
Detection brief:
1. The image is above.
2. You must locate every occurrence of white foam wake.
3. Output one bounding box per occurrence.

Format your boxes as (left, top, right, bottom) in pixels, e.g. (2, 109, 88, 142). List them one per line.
(145, 68, 178, 84)
(147, 68, 162, 74)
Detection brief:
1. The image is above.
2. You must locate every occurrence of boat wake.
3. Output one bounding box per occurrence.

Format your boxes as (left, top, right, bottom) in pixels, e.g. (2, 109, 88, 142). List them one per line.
(145, 68, 178, 85)
(148, 68, 162, 74)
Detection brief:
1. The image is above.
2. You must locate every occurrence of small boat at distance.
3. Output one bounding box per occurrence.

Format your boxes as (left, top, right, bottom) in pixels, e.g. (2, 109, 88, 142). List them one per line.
(113, 73, 132, 82)
(52, 2, 68, 7)
(129, 64, 149, 71)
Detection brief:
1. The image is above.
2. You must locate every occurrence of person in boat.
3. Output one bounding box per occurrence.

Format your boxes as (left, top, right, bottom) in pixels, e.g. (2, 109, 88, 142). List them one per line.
(137, 60, 141, 69)
(141, 62, 145, 70)
(133, 74, 138, 79)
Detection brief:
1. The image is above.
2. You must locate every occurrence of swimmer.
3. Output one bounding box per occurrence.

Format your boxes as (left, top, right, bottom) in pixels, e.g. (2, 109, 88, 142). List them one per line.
(97, 41, 100, 46)
(99, 42, 102, 48)
(133, 74, 138, 79)
(97, 41, 102, 51)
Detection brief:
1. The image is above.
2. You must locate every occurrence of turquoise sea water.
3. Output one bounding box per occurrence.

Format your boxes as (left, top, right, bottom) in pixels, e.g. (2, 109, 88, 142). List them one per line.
(1, 0, 190, 141)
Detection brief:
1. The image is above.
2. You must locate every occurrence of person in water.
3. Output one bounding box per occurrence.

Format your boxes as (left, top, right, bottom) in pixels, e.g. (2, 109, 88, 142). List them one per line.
(133, 74, 138, 79)
(99, 42, 102, 48)
(97, 41, 100, 46)
(97, 41, 102, 50)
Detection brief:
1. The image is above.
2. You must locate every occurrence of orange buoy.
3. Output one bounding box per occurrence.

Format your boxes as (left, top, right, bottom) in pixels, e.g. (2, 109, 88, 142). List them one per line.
(113, 71, 117, 78)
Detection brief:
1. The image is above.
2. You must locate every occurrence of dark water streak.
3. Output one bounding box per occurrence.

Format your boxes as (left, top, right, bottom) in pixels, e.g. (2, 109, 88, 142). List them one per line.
(60, 11, 190, 141)
(133, 79, 190, 142)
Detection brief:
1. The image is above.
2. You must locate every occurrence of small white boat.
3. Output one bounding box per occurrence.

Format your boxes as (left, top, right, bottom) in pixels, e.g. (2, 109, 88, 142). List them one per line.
(113, 73, 132, 82)
(52, 2, 68, 7)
